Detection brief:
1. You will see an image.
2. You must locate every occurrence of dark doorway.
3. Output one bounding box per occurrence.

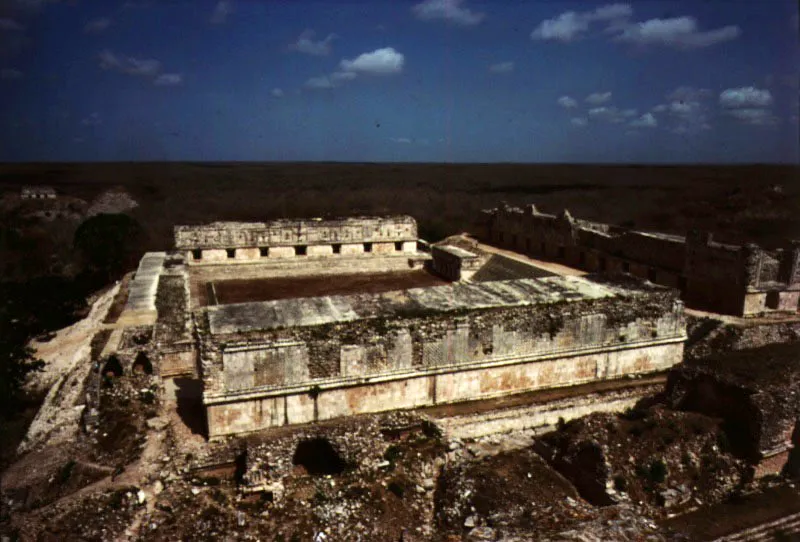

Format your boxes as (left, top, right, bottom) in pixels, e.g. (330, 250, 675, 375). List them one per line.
(102, 355, 123, 378)
(292, 438, 347, 475)
(132, 351, 153, 375)
(173, 378, 207, 437)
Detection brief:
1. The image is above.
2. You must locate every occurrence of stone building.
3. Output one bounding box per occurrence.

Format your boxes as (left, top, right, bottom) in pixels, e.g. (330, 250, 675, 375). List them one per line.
(20, 186, 56, 199)
(106, 215, 689, 439)
(479, 204, 800, 317)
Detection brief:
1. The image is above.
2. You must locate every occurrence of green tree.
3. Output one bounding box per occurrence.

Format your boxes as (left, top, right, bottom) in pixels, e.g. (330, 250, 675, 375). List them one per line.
(73, 213, 142, 278)
(0, 322, 44, 414)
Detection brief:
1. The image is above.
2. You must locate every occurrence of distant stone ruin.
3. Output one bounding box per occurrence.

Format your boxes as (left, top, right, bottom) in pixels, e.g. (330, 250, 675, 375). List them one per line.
(479, 204, 800, 317)
(20, 185, 56, 199)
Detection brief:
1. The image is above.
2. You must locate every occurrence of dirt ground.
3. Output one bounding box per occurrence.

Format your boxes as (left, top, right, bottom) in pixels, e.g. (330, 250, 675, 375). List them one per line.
(209, 270, 449, 306)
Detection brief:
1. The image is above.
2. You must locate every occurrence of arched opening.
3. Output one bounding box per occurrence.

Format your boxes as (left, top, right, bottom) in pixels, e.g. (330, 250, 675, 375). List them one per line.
(132, 351, 153, 375)
(292, 438, 346, 475)
(102, 355, 123, 378)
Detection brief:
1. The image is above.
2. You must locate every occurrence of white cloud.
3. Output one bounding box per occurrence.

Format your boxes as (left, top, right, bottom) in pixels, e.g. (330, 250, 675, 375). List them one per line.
(531, 4, 632, 42)
(411, 0, 484, 26)
(210, 1, 233, 24)
(719, 87, 776, 126)
(289, 29, 336, 56)
(557, 96, 578, 108)
(271, 88, 284, 98)
(84, 17, 111, 33)
(652, 104, 667, 112)
(0, 18, 25, 31)
(719, 87, 773, 109)
(340, 47, 404, 75)
(570, 117, 588, 127)
(630, 112, 657, 128)
(154, 73, 182, 86)
(1, 68, 23, 80)
(531, 11, 589, 42)
(489, 61, 514, 74)
(585, 91, 612, 104)
(621, 108, 638, 117)
(98, 49, 161, 77)
(390, 137, 412, 144)
(614, 17, 740, 49)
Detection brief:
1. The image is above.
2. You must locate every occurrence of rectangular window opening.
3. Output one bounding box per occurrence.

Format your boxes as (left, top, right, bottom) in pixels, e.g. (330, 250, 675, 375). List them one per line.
(226, 248, 236, 259)
(364, 242, 373, 253)
(295, 245, 307, 256)
(332, 243, 342, 254)
(259, 247, 269, 257)
(192, 249, 202, 260)
(394, 241, 403, 251)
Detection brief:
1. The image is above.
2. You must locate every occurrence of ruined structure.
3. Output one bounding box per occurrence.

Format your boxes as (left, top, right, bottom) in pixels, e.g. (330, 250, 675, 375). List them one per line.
(479, 204, 800, 317)
(20, 185, 56, 199)
(108, 215, 690, 439)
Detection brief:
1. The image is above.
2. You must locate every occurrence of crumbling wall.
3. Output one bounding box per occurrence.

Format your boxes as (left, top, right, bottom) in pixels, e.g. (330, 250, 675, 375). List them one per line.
(200, 291, 686, 438)
(666, 342, 800, 476)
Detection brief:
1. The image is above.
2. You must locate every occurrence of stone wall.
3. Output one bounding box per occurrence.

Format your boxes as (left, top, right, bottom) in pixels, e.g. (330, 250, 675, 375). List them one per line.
(200, 291, 686, 438)
(175, 216, 417, 250)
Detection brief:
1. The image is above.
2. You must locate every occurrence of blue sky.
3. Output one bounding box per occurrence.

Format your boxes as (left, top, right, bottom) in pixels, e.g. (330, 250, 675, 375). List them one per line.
(0, 0, 798, 163)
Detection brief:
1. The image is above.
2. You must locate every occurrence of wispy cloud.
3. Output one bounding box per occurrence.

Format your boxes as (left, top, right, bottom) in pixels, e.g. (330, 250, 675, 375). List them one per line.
(154, 73, 182, 86)
(570, 117, 588, 127)
(390, 137, 412, 144)
(411, 0, 484, 27)
(304, 75, 335, 90)
(586, 91, 612, 104)
(0, 18, 25, 31)
(614, 17, 740, 49)
(531, 3, 632, 42)
(289, 29, 336, 56)
(488, 61, 514, 74)
(1, 68, 23, 80)
(271, 88, 284, 98)
(99, 49, 161, 77)
(84, 17, 111, 34)
(532, 5, 739, 51)
(81, 112, 102, 126)
(210, 1, 233, 24)
(557, 96, 578, 108)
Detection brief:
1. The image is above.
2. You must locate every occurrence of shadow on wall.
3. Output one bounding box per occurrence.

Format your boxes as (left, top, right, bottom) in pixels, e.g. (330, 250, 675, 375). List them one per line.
(173, 377, 207, 438)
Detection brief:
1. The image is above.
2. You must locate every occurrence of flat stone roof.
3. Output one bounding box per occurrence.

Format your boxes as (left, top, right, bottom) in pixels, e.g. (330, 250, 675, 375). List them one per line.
(436, 245, 479, 259)
(206, 275, 625, 335)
